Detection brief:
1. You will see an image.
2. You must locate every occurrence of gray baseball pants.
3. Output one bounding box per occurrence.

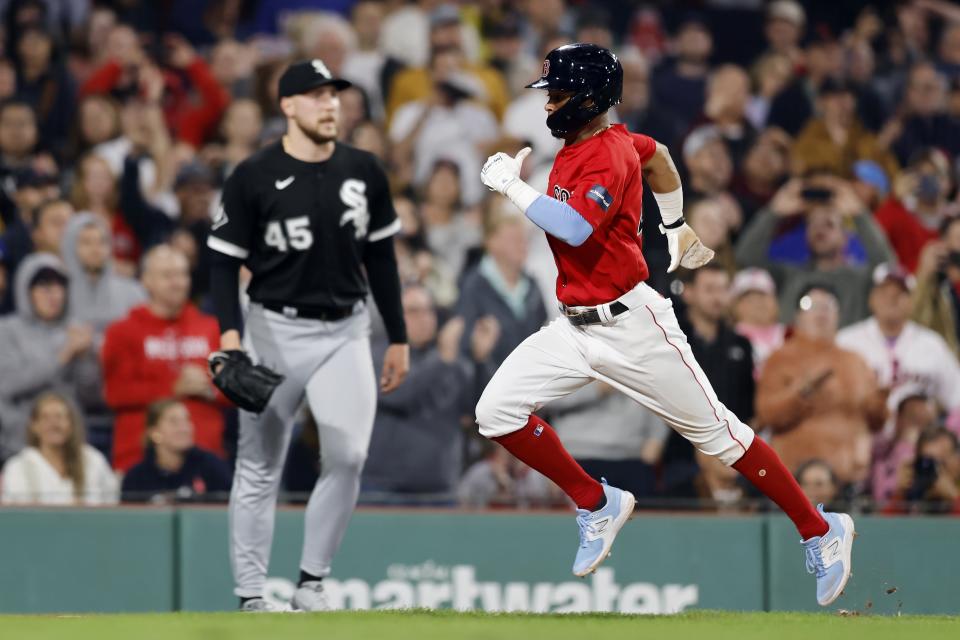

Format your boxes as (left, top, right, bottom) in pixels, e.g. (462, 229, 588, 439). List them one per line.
(229, 303, 377, 598)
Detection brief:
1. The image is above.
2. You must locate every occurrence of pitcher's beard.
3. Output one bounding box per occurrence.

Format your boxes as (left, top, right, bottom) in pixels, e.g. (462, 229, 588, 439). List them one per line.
(295, 117, 338, 145)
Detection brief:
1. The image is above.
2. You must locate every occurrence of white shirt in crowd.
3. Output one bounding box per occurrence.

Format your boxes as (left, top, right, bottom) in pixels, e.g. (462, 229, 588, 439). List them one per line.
(836, 318, 960, 411)
(1, 445, 119, 506)
(389, 99, 498, 206)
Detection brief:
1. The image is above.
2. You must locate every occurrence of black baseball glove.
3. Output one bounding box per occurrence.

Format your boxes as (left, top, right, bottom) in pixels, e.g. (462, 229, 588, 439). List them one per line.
(208, 350, 285, 413)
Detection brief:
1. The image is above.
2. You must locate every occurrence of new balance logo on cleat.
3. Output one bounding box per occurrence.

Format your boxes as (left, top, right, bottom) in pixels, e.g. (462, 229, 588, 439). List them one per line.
(822, 538, 843, 568)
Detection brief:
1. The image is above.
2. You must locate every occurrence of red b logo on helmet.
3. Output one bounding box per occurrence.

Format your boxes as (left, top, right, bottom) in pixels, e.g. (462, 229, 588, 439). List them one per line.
(542, 59, 550, 77)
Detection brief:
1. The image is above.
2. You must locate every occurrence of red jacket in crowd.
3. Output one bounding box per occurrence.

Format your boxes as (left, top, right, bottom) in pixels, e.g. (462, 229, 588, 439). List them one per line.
(102, 303, 226, 471)
(873, 196, 938, 273)
(80, 58, 229, 147)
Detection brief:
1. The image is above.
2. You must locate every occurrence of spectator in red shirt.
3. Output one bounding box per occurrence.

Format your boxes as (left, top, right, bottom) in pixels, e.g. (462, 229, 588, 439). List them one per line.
(101, 244, 226, 471)
(872, 148, 954, 273)
(79, 26, 229, 148)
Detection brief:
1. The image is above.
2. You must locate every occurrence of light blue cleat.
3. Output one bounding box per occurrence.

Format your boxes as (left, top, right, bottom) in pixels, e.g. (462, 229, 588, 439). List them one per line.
(802, 504, 856, 606)
(572, 480, 635, 577)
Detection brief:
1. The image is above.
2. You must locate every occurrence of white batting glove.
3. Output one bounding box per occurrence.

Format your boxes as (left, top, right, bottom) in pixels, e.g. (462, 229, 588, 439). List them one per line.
(661, 223, 715, 273)
(481, 147, 532, 195)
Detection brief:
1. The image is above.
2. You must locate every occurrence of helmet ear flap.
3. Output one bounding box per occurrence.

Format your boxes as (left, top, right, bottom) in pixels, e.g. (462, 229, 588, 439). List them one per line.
(545, 89, 601, 137)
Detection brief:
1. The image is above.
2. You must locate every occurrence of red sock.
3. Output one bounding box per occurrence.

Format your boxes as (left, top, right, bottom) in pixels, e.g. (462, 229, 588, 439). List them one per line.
(733, 438, 829, 540)
(492, 415, 603, 510)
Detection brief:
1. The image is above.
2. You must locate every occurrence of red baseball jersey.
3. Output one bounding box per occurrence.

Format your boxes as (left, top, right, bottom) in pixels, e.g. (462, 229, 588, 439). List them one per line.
(546, 124, 657, 306)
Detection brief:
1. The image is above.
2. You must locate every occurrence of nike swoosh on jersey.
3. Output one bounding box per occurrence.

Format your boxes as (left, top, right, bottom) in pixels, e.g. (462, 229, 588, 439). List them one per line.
(275, 176, 295, 190)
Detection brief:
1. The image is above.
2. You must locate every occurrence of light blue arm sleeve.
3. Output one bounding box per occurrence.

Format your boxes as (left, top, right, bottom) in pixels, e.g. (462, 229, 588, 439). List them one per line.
(525, 195, 594, 247)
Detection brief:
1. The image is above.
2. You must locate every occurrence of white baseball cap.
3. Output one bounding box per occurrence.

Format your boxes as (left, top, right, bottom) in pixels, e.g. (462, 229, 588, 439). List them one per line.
(872, 263, 916, 292)
(731, 268, 776, 299)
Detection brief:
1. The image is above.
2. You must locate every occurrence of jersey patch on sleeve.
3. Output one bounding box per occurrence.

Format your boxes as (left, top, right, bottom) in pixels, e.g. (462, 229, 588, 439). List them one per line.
(586, 184, 613, 212)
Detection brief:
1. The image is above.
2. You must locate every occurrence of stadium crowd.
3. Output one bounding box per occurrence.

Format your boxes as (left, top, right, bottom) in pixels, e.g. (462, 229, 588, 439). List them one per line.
(1, 0, 960, 515)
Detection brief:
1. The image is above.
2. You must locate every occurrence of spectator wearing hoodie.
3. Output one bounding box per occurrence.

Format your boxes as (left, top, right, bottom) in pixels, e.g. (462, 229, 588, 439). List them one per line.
(101, 245, 226, 471)
(0, 253, 99, 462)
(60, 212, 144, 339)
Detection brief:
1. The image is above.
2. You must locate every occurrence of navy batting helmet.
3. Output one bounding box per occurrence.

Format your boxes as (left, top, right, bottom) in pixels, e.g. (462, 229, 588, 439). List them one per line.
(526, 43, 623, 138)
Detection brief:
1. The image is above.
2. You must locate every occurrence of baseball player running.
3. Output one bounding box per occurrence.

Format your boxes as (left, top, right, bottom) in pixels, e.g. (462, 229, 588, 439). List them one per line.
(478, 44, 855, 606)
(206, 59, 409, 612)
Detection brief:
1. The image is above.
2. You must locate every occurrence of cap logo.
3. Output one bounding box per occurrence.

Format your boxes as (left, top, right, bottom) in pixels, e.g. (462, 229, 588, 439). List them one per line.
(542, 59, 550, 76)
(311, 59, 331, 78)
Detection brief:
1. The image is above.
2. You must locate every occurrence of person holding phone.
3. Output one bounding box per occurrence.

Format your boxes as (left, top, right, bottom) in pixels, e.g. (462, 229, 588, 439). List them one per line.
(756, 284, 888, 486)
(736, 174, 895, 327)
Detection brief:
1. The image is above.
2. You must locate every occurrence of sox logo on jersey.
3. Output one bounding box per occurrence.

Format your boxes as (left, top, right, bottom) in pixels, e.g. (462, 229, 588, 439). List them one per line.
(340, 179, 370, 239)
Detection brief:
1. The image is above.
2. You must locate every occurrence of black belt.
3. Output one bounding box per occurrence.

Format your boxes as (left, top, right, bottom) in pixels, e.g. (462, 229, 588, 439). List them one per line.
(261, 302, 356, 321)
(561, 301, 629, 326)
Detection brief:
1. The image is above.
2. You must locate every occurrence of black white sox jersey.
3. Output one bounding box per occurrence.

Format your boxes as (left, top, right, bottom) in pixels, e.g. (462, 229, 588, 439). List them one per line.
(207, 141, 400, 308)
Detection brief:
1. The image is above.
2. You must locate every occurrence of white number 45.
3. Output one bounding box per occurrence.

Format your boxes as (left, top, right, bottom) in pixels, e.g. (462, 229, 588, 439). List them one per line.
(264, 216, 313, 252)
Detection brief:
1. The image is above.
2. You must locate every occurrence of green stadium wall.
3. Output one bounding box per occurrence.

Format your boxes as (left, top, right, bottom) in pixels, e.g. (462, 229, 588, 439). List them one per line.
(0, 508, 956, 615)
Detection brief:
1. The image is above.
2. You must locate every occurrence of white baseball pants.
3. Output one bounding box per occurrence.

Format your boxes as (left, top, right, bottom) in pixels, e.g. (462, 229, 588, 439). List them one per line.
(476, 282, 755, 466)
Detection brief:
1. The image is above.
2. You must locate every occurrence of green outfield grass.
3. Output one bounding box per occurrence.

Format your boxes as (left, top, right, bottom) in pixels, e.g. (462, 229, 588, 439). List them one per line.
(0, 609, 957, 640)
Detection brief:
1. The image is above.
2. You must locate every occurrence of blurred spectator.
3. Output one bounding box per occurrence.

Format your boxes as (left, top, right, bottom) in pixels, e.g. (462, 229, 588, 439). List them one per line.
(0, 99, 44, 176)
(795, 458, 840, 509)
(763, 1, 805, 66)
(735, 176, 894, 326)
(209, 39, 257, 100)
(768, 34, 843, 136)
(731, 128, 791, 218)
(756, 285, 887, 485)
(617, 49, 683, 156)
(73, 94, 121, 161)
(385, 4, 506, 122)
(201, 99, 263, 180)
(389, 51, 499, 207)
(483, 13, 538, 98)
(0, 392, 117, 506)
(70, 153, 141, 275)
(457, 213, 547, 400)
(682, 125, 734, 201)
(662, 264, 754, 497)
(121, 399, 231, 504)
(901, 426, 960, 514)
(420, 160, 481, 287)
(362, 286, 473, 499)
(458, 443, 555, 509)
(871, 389, 937, 505)
(686, 196, 739, 275)
(0, 171, 62, 278)
(912, 217, 960, 352)
(380, 0, 482, 71)
(731, 267, 785, 375)
(552, 382, 668, 501)
(837, 263, 960, 414)
(60, 212, 143, 338)
(13, 25, 76, 154)
(888, 62, 960, 166)
(341, 0, 389, 119)
(791, 78, 898, 180)
(102, 245, 225, 471)
(699, 64, 756, 167)
(80, 28, 229, 148)
(873, 148, 953, 273)
(29, 197, 72, 256)
(651, 15, 712, 131)
(0, 254, 99, 461)
(746, 52, 793, 129)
